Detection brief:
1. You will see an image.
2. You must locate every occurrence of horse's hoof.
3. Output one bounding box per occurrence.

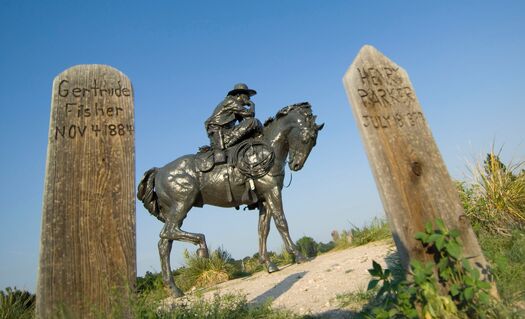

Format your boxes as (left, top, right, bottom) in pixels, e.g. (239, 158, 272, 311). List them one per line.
(294, 253, 308, 264)
(171, 286, 184, 298)
(166, 285, 184, 298)
(266, 262, 279, 273)
(197, 247, 209, 258)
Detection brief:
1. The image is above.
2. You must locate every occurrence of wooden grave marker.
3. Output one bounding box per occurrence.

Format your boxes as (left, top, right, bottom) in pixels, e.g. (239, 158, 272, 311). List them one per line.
(342, 45, 494, 288)
(37, 65, 136, 318)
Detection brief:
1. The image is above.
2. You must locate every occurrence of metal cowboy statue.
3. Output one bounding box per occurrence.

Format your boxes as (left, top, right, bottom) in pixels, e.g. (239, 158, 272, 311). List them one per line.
(138, 83, 324, 297)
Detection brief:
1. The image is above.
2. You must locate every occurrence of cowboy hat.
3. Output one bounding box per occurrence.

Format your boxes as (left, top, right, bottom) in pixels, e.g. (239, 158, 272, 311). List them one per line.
(227, 83, 257, 96)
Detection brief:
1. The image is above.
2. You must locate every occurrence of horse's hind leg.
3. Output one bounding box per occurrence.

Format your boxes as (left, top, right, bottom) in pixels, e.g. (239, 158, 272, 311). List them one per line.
(158, 238, 183, 297)
(161, 201, 209, 254)
(158, 201, 208, 296)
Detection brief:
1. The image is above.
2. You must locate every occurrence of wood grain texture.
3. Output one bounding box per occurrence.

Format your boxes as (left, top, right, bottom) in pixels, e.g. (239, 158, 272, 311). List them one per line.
(37, 65, 136, 318)
(342, 46, 494, 290)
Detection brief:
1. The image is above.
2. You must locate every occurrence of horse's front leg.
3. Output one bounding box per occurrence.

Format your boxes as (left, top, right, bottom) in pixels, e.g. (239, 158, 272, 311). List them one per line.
(265, 187, 307, 264)
(258, 202, 279, 273)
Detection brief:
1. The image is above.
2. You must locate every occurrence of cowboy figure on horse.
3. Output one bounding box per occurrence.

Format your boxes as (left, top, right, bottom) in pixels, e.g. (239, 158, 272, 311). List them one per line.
(205, 83, 263, 152)
(138, 94, 324, 296)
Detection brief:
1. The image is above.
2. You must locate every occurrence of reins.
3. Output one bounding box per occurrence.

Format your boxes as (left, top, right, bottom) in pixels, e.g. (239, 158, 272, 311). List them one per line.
(284, 171, 293, 188)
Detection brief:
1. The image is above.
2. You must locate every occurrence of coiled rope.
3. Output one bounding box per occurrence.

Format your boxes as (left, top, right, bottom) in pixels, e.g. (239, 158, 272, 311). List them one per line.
(232, 140, 275, 179)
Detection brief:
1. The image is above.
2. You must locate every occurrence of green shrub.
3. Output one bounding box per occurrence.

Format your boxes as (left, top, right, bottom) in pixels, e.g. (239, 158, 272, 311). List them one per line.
(273, 248, 294, 266)
(332, 217, 391, 250)
(477, 228, 525, 305)
(317, 241, 335, 254)
(134, 293, 299, 319)
(241, 254, 264, 274)
(331, 229, 352, 250)
(175, 247, 235, 292)
(351, 218, 391, 246)
(455, 148, 525, 311)
(295, 236, 318, 258)
(137, 271, 164, 295)
(335, 288, 377, 311)
(362, 219, 497, 319)
(0, 287, 35, 319)
(460, 150, 525, 233)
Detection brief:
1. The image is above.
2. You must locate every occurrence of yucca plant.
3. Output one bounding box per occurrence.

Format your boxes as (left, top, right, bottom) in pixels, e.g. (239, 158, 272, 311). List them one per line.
(0, 287, 35, 319)
(175, 247, 235, 291)
(467, 149, 525, 232)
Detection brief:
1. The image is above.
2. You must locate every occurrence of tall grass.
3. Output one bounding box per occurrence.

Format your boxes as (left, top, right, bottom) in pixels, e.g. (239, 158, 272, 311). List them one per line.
(464, 150, 525, 232)
(332, 217, 391, 250)
(452, 149, 525, 311)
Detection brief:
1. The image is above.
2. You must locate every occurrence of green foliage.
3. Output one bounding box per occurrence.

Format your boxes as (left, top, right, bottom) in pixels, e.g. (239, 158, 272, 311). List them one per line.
(175, 247, 235, 292)
(240, 254, 264, 274)
(332, 217, 391, 250)
(335, 289, 377, 311)
(331, 229, 352, 250)
(351, 218, 391, 246)
(317, 241, 335, 254)
(273, 248, 294, 266)
(134, 293, 299, 319)
(477, 228, 525, 305)
(295, 236, 318, 258)
(137, 271, 165, 294)
(0, 287, 35, 319)
(362, 219, 497, 319)
(456, 149, 525, 312)
(459, 150, 525, 232)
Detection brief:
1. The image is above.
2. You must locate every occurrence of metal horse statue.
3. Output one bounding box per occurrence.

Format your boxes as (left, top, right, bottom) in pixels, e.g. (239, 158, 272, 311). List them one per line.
(138, 102, 323, 296)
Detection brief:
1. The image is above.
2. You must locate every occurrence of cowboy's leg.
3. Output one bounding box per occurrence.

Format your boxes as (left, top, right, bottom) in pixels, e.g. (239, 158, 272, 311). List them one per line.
(224, 118, 262, 147)
(207, 125, 223, 149)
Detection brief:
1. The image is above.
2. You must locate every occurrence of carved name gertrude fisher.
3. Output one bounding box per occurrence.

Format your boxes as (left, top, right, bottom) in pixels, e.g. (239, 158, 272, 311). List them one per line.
(54, 79, 134, 140)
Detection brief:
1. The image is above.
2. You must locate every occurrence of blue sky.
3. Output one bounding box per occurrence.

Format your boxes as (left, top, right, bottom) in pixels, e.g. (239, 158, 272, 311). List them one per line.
(0, 1, 524, 292)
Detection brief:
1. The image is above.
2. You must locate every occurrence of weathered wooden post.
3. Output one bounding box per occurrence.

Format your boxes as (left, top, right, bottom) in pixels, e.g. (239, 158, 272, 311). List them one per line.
(37, 65, 136, 318)
(343, 46, 494, 286)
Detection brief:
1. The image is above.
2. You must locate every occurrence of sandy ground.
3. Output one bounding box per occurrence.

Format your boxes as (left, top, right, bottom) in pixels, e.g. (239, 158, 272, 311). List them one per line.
(163, 240, 397, 318)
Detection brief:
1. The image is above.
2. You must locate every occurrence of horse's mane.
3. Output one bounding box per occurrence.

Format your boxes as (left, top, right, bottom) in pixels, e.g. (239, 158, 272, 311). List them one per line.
(263, 102, 312, 127)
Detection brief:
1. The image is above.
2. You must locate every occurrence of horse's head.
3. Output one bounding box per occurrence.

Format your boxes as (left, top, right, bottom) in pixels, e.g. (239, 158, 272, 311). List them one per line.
(282, 103, 324, 171)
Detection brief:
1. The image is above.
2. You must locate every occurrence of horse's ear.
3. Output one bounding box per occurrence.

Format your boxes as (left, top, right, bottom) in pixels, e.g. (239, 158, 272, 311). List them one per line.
(316, 123, 325, 131)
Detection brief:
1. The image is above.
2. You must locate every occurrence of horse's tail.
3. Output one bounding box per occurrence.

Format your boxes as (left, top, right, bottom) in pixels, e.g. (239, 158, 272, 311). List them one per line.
(137, 168, 165, 223)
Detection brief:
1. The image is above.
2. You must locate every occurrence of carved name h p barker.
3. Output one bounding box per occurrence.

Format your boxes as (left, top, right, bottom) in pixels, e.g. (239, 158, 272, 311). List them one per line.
(343, 45, 496, 295)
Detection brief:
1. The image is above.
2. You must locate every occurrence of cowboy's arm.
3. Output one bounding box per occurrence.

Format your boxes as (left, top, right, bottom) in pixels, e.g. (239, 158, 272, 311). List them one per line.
(232, 100, 255, 118)
(205, 98, 238, 127)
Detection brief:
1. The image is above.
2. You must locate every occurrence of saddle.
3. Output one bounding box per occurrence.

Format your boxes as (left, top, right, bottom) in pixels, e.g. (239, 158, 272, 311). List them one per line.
(196, 139, 275, 205)
(197, 139, 273, 174)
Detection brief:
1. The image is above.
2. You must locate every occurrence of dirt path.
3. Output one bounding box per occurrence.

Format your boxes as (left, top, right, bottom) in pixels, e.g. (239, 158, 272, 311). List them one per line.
(165, 240, 397, 318)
